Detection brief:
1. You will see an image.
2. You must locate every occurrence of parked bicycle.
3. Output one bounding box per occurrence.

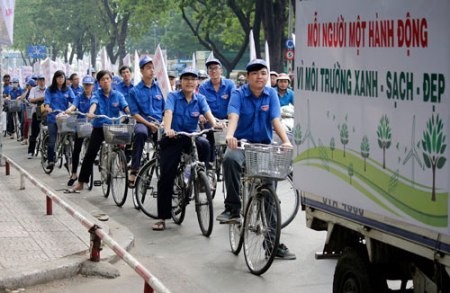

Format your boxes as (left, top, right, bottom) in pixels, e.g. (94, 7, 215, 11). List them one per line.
(228, 141, 293, 275)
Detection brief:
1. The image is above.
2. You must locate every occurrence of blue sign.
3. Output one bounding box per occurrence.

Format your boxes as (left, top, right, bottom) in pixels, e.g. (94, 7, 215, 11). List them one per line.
(285, 39, 294, 49)
(27, 45, 47, 59)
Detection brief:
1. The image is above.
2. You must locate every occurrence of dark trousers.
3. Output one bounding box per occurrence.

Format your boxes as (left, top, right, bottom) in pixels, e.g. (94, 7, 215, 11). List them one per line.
(79, 127, 104, 183)
(28, 113, 41, 155)
(71, 136, 84, 174)
(157, 135, 210, 219)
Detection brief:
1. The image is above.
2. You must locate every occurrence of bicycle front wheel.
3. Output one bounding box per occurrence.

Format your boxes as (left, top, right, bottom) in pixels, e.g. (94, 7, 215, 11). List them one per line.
(194, 170, 214, 237)
(278, 174, 300, 229)
(63, 136, 73, 175)
(171, 172, 186, 225)
(110, 150, 128, 207)
(243, 187, 281, 275)
(229, 221, 243, 255)
(135, 158, 159, 218)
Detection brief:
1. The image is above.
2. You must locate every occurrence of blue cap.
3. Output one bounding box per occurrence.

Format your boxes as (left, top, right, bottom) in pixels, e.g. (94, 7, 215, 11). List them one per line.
(11, 77, 19, 83)
(139, 56, 153, 68)
(26, 79, 36, 87)
(37, 74, 45, 80)
(82, 75, 95, 85)
(180, 67, 198, 79)
(246, 59, 268, 72)
(205, 58, 221, 68)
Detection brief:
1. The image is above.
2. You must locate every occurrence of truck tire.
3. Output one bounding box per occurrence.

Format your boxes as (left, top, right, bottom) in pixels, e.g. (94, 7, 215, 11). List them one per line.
(333, 247, 388, 293)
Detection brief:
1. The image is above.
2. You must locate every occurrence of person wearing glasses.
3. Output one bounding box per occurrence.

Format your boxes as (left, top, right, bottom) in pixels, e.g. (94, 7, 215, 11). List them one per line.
(153, 67, 217, 231)
(198, 58, 236, 184)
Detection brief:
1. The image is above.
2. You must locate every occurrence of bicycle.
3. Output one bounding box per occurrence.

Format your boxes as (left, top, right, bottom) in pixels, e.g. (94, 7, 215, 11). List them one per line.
(94, 114, 133, 207)
(135, 128, 215, 237)
(5, 99, 22, 140)
(132, 117, 161, 211)
(40, 111, 75, 175)
(76, 115, 94, 190)
(227, 141, 293, 275)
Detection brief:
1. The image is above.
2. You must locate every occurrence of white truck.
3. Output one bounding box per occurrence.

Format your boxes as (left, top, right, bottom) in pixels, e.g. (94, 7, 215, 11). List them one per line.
(293, 0, 449, 292)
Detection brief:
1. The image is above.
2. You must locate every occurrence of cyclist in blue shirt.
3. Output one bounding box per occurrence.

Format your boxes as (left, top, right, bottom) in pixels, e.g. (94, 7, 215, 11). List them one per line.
(217, 59, 296, 259)
(65, 75, 97, 186)
(276, 73, 294, 107)
(6, 77, 24, 140)
(152, 68, 217, 231)
(116, 65, 134, 103)
(69, 73, 83, 97)
(69, 70, 130, 193)
(198, 58, 236, 181)
(127, 56, 165, 188)
(44, 70, 76, 170)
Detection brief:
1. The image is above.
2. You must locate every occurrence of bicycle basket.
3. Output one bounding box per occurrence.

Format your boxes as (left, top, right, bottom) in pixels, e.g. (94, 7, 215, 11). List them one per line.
(213, 127, 227, 145)
(76, 118, 92, 138)
(103, 124, 134, 144)
(56, 115, 77, 133)
(244, 144, 292, 180)
(6, 100, 20, 113)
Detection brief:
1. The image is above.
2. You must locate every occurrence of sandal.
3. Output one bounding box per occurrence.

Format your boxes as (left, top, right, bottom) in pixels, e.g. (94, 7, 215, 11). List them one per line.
(67, 176, 78, 186)
(64, 188, 80, 194)
(152, 220, 165, 231)
(128, 170, 137, 189)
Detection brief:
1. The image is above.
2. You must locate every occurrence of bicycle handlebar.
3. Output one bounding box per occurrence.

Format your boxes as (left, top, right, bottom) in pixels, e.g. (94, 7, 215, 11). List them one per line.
(172, 128, 216, 138)
(65, 111, 131, 122)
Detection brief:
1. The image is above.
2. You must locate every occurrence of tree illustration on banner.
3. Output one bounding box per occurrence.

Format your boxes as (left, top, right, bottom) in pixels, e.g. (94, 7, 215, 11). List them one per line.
(360, 136, 370, 171)
(330, 137, 335, 160)
(377, 114, 392, 169)
(340, 122, 349, 157)
(422, 114, 447, 202)
(348, 163, 354, 184)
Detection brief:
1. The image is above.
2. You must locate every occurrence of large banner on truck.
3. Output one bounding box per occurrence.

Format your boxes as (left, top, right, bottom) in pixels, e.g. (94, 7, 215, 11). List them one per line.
(294, 0, 449, 235)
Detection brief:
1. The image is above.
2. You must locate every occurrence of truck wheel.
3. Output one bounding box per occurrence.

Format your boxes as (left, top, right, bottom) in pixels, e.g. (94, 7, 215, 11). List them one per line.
(333, 247, 388, 293)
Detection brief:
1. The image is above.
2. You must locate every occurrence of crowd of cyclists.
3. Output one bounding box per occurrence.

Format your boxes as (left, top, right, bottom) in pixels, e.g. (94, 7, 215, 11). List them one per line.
(1, 56, 297, 268)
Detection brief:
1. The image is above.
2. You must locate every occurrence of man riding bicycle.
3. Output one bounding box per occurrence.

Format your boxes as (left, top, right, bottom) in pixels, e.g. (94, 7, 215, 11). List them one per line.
(217, 59, 296, 260)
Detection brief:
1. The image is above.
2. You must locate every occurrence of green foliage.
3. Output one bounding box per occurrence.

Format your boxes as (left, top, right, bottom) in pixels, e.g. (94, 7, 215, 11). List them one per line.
(422, 114, 447, 169)
(377, 114, 392, 149)
(293, 123, 302, 145)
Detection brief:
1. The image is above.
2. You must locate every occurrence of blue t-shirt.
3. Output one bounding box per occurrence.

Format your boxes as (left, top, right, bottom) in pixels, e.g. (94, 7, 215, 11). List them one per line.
(198, 78, 235, 119)
(165, 90, 210, 132)
(228, 84, 281, 144)
(128, 80, 164, 122)
(71, 85, 84, 98)
(3, 84, 12, 97)
(44, 87, 75, 123)
(90, 89, 128, 128)
(9, 87, 24, 100)
(72, 92, 94, 115)
(116, 81, 134, 103)
(278, 88, 294, 107)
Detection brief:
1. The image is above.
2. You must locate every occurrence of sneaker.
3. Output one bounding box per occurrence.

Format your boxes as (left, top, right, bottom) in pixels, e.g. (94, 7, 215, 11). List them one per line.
(206, 170, 217, 191)
(216, 209, 240, 223)
(27, 153, 33, 159)
(46, 161, 55, 170)
(274, 243, 296, 260)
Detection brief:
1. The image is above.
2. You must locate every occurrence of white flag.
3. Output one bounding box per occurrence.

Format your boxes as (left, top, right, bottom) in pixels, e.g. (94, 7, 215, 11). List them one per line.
(0, 0, 15, 45)
(206, 51, 215, 63)
(192, 52, 196, 69)
(153, 44, 171, 99)
(133, 50, 141, 86)
(265, 41, 271, 87)
(249, 29, 257, 61)
(123, 54, 131, 66)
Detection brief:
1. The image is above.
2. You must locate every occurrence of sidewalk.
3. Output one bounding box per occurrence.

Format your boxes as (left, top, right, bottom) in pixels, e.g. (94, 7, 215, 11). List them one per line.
(0, 161, 135, 292)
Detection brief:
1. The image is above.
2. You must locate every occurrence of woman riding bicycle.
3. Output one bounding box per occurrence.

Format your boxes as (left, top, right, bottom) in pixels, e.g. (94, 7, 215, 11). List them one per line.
(43, 70, 76, 170)
(64, 75, 97, 186)
(217, 59, 296, 260)
(68, 70, 130, 193)
(153, 67, 217, 231)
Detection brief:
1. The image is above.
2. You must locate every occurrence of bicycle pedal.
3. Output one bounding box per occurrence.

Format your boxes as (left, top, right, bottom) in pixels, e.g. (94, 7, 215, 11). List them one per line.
(94, 180, 102, 186)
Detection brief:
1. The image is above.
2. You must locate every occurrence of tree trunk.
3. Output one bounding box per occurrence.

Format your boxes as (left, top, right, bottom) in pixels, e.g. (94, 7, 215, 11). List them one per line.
(432, 164, 436, 201)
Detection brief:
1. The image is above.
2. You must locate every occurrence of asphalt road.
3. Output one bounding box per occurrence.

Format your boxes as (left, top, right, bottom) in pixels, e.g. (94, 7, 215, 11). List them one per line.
(1, 137, 336, 293)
